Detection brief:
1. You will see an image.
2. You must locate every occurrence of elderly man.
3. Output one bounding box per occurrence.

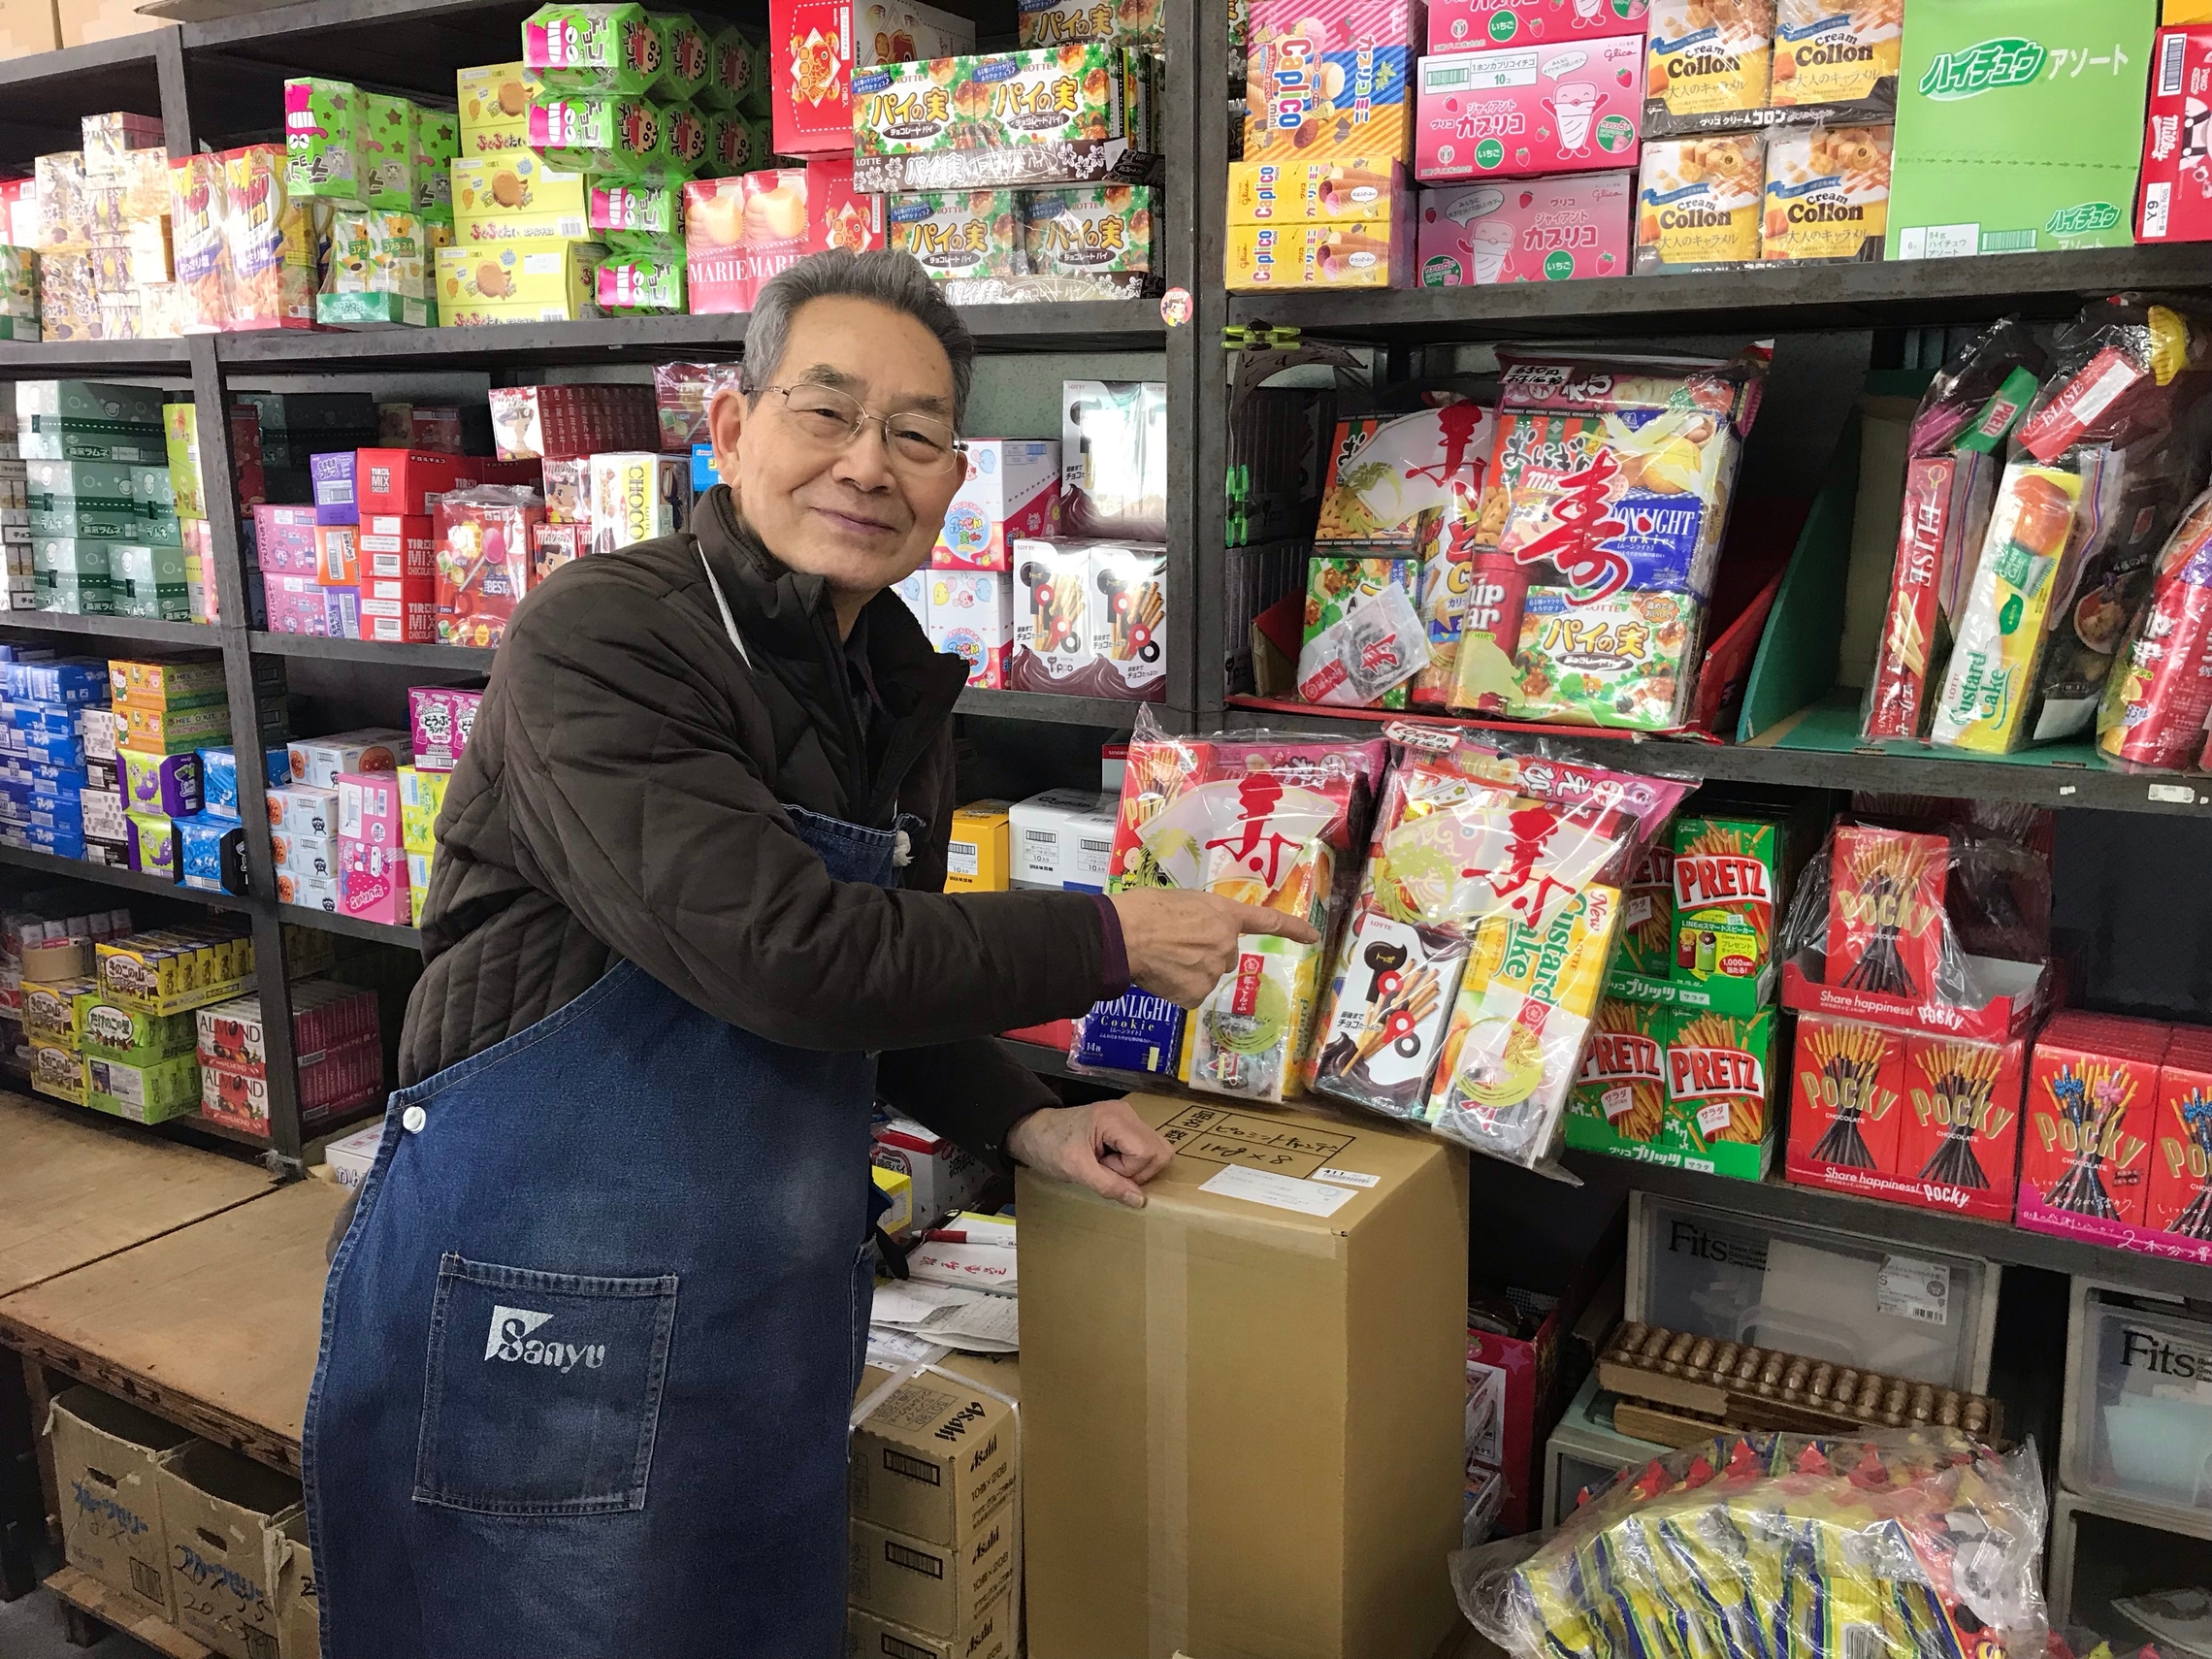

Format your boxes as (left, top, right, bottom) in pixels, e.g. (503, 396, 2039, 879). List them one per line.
(305, 248, 1313, 1657)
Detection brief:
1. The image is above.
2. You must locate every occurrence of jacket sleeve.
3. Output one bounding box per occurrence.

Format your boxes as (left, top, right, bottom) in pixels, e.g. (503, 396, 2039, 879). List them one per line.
(493, 568, 1110, 1052)
(875, 1039, 1057, 1172)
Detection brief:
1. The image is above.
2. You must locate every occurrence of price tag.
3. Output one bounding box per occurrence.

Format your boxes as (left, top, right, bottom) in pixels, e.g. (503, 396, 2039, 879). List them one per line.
(1876, 1254, 1951, 1325)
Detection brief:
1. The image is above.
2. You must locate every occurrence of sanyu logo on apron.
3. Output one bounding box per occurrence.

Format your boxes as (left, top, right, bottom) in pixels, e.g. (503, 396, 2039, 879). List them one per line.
(304, 552, 921, 1659)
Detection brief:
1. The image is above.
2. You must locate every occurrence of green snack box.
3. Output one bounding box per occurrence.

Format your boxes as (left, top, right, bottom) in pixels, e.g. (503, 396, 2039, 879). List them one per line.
(32, 537, 110, 576)
(0, 317, 42, 342)
(652, 12, 712, 104)
(1668, 813, 1785, 1017)
(316, 291, 435, 328)
(702, 25, 765, 115)
(1566, 1002, 1776, 1182)
(594, 250, 684, 312)
(706, 111, 770, 174)
(590, 179, 681, 239)
(600, 229, 682, 261)
(112, 540, 189, 591)
(359, 91, 419, 212)
(532, 93, 693, 182)
(81, 1000, 199, 1064)
(1888, 0, 2156, 258)
(1021, 182, 1155, 276)
(17, 380, 166, 426)
(412, 109, 458, 217)
(1300, 554, 1420, 711)
(1567, 998, 1672, 1151)
(30, 502, 142, 540)
(886, 191, 1025, 281)
(24, 457, 136, 504)
(1614, 842, 1675, 984)
(284, 77, 369, 204)
(88, 1050, 202, 1125)
(36, 572, 114, 614)
(128, 462, 175, 509)
(522, 3, 663, 96)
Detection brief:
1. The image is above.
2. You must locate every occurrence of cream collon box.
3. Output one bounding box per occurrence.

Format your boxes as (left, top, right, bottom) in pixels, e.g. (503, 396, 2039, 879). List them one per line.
(1637, 132, 1766, 270)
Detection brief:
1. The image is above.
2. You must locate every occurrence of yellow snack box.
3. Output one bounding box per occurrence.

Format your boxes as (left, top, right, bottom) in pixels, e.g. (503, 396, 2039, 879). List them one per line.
(945, 800, 1012, 894)
(450, 155, 589, 243)
(871, 1164, 913, 1237)
(30, 1042, 87, 1104)
(1645, 0, 1775, 123)
(436, 240, 601, 325)
(1930, 463, 2082, 753)
(1225, 159, 1408, 224)
(1636, 134, 1766, 272)
(20, 976, 97, 1047)
(1224, 215, 1414, 290)
(455, 63, 538, 151)
(1771, 0, 1900, 108)
(95, 927, 254, 1016)
(1760, 124, 1891, 262)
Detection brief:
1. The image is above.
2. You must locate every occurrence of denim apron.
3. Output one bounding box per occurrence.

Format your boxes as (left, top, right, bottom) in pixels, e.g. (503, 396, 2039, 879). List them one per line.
(304, 552, 922, 1659)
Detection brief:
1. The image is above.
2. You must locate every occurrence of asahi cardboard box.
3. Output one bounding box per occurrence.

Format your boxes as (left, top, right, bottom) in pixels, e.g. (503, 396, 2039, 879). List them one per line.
(1020, 1095, 1468, 1659)
(153, 1441, 302, 1659)
(48, 1386, 194, 1622)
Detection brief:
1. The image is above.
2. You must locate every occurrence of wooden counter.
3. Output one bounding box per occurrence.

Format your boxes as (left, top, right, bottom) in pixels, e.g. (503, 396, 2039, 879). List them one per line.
(0, 1177, 342, 1475)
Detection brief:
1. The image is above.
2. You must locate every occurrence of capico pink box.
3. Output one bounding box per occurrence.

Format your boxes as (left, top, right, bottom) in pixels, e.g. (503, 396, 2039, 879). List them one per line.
(1429, 0, 1649, 50)
(408, 685, 484, 773)
(930, 440, 1060, 572)
(926, 570, 1012, 689)
(1415, 34, 1644, 181)
(337, 768, 401, 848)
(1417, 172, 1632, 282)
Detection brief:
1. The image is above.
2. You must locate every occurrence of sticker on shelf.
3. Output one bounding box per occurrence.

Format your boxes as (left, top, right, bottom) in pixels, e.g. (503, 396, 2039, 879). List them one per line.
(1160, 286, 1191, 327)
(2148, 783, 2197, 805)
(1875, 1254, 1951, 1326)
(1197, 1164, 1356, 1217)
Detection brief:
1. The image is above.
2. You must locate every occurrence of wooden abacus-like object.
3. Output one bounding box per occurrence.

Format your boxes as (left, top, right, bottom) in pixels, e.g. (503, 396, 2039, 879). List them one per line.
(1599, 1320, 2000, 1441)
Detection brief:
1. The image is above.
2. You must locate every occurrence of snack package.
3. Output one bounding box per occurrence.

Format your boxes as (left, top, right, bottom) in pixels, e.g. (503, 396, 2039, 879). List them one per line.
(851, 44, 1152, 192)
(1760, 123, 1892, 261)
(2098, 488, 2212, 767)
(1413, 35, 1644, 183)
(1416, 175, 1633, 285)
(1454, 1434, 2052, 1659)
(1019, 0, 1165, 45)
(1772, 0, 1901, 114)
(434, 486, 544, 648)
(1062, 379, 1167, 540)
(1861, 318, 2044, 741)
(1295, 558, 1430, 707)
(1309, 725, 1693, 1170)
(1021, 183, 1155, 276)
(522, 3, 665, 96)
(221, 146, 316, 331)
(1314, 405, 1492, 548)
(1455, 345, 1767, 731)
(1635, 133, 1766, 272)
(1073, 713, 1391, 1097)
(885, 191, 1025, 282)
(1244, 1, 1416, 167)
(1643, 0, 1776, 134)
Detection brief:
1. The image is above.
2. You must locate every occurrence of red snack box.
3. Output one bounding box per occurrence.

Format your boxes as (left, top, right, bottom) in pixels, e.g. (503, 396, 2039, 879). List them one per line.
(534, 520, 587, 583)
(2022, 1013, 2164, 1228)
(1825, 825, 1948, 1003)
(2147, 1032, 2212, 1238)
(2139, 27, 2212, 244)
(314, 523, 359, 586)
(1787, 1015, 1908, 1185)
(804, 155, 885, 255)
(1429, 0, 1647, 49)
(769, 0, 973, 158)
(687, 168, 811, 315)
(2101, 494, 2212, 770)
(1894, 1031, 2027, 1220)
(1864, 456, 1967, 740)
(359, 574, 438, 643)
(358, 449, 472, 517)
(488, 383, 660, 462)
(472, 458, 541, 490)
(252, 504, 321, 576)
(195, 980, 379, 1079)
(359, 514, 437, 581)
(266, 573, 333, 635)
(407, 686, 485, 773)
(435, 492, 542, 649)
(408, 406, 465, 454)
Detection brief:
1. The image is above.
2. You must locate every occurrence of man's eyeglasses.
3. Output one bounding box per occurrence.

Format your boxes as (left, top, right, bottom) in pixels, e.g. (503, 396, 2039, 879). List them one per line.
(762, 383, 964, 477)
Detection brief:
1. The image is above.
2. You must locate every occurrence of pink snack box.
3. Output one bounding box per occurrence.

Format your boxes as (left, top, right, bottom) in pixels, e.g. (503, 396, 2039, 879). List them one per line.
(266, 573, 334, 635)
(1416, 173, 1632, 283)
(930, 439, 1060, 572)
(925, 570, 1012, 690)
(252, 504, 321, 576)
(1415, 35, 1644, 182)
(1429, 0, 1649, 51)
(408, 685, 484, 773)
(337, 767, 401, 850)
(338, 837, 410, 926)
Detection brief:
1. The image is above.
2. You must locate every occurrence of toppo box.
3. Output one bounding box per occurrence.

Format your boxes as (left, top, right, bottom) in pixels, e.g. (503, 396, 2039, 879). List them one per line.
(1432, 0, 1649, 49)
(2139, 26, 2212, 243)
(1415, 35, 1644, 181)
(770, 0, 976, 156)
(1417, 172, 1632, 282)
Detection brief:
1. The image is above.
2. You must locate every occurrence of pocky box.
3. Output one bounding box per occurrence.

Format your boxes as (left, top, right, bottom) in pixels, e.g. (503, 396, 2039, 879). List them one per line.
(1431, 0, 1650, 50)
(2148, 1034, 2212, 1238)
(1418, 173, 1632, 282)
(1636, 132, 1766, 270)
(1245, 0, 1418, 165)
(2023, 1015, 2163, 1227)
(1824, 823, 1947, 1002)
(1643, 0, 1775, 132)
(1761, 122, 1891, 260)
(1787, 1013, 1908, 1181)
(1415, 36, 1645, 181)
(885, 190, 1025, 281)
(1895, 1031, 2027, 1220)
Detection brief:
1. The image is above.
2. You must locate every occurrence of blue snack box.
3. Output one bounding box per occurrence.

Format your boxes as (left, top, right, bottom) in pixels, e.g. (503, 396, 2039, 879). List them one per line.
(0, 821, 86, 858)
(692, 442, 717, 495)
(177, 812, 242, 893)
(6, 658, 109, 705)
(1070, 989, 1186, 1076)
(0, 760, 88, 798)
(198, 746, 291, 821)
(0, 791, 82, 833)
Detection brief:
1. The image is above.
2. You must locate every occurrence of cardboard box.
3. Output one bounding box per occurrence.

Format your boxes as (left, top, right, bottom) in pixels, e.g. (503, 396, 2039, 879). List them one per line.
(871, 1117, 992, 1223)
(0, 0, 61, 58)
(1417, 173, 1633, 283)
(849, 1513, 1014, 1643)
(846, 1596, 1015, 1659)
(154, 1441, 301, 1659)
(2140, 26, 2212, 242)
(932, 439, 1059, 571)
(288, 728, 406, 790)
(943, 798, 1010, 894)
(58, 0, 166, 47)
(1889, 0, 2156, 258)
(1415, 35, 1645, 181)
(1008, 787, 1111, 890)
(48, 1386, 194, 1622)
(1020, 1094, 1468, 1659)
(274, 1509, 316, 1659)
(849, 1369, 1016, 1545)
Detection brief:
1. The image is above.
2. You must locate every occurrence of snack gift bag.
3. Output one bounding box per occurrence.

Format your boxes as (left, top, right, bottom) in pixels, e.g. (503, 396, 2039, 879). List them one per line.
(1455, 345, 1768, 730)
(1308, 725, 1693, 1169)
(435, 486, 546, 648)
(1295, 554, 1427, 709)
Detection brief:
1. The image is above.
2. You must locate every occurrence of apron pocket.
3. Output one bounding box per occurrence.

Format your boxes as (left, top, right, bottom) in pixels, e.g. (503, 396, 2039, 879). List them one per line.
(412, 1254, 678, 1516)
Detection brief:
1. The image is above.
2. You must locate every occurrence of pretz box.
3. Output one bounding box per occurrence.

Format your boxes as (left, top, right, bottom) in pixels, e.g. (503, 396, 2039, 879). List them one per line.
(931, 440, 1059, 571)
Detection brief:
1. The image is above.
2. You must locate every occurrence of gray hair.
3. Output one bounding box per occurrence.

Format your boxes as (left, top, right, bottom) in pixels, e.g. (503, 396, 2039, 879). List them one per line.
(739, 249, 975, 430)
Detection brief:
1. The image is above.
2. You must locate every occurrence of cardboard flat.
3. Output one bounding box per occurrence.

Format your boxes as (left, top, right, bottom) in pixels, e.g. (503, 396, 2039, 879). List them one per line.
(48, 1385, 194, 1622)
(1020, 1095, 1468, 1659)
(274, 1508, 316, 1659)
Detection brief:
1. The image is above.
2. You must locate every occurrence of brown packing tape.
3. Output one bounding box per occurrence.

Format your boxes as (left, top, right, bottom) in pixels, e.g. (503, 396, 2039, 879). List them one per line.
(1146, 1215, 1189, 1659)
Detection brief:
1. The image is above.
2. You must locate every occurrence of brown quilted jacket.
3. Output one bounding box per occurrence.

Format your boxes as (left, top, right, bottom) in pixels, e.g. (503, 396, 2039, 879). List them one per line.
(398, 484, 1108, 1166)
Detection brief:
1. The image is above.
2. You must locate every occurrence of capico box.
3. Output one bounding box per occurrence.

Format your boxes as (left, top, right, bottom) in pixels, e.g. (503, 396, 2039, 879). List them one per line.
(1889, 0, 2157, 258)
(1228, 158, 1410, 223)
(1432, 0, 1649, 49)
(1020, 1094, 1468, 1659)
(1246, 0, 1418, 165)
(49, 1386, 195, 1623)
(1417, 173, 1632, 282)
(1225, 213, 1417, 287)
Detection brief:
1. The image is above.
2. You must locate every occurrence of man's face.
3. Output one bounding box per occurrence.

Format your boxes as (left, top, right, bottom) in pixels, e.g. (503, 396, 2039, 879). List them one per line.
(710, 294, 962, 601)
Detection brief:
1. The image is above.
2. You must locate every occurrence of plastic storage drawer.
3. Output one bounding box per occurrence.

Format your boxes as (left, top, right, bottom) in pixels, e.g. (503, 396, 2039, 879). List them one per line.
(1544, 1368, 1668, 1531)
(2063, 1282, 2212, 1521)
(1626, 1191, 2001, 1392)
(2047, 1486, 2212, 1634)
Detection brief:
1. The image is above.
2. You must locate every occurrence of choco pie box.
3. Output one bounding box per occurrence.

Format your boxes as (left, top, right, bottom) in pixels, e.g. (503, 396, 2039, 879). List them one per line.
(1415, 33, 1644, 181)
(1416, 172, 1632, 281)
